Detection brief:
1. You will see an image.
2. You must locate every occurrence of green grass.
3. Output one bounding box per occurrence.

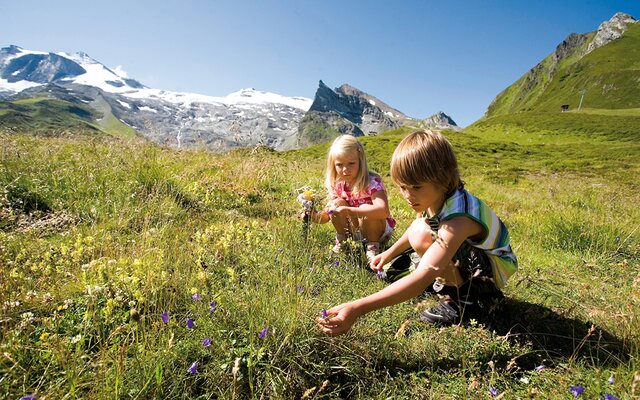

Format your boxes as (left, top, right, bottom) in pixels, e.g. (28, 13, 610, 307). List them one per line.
(1, 111, 639, 399)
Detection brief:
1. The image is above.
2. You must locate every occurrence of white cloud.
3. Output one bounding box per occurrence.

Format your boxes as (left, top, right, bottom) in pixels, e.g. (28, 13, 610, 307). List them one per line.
(113, 65, 128, 78)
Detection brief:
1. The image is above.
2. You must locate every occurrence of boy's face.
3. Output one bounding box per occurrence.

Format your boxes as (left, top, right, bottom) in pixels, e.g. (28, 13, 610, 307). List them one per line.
(334, 153, 360, 185)
(397, 181, 445, 214)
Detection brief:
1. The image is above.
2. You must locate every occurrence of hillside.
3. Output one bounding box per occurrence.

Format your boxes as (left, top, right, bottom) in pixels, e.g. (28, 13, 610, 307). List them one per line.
(486, 14, 639, 117)
(2, 110, 639, 398)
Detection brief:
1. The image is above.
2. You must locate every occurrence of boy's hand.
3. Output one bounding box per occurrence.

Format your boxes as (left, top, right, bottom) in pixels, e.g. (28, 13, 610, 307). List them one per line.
(316, 303, 359, 336)
(369, 252, 387, 272)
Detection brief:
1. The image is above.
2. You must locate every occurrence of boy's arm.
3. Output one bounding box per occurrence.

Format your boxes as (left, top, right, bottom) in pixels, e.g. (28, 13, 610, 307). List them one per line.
(318, 216, 479, 335)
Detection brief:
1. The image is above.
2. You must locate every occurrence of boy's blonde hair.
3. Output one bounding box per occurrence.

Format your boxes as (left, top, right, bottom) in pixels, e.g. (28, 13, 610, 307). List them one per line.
(390, 129, 461, 193)
(325, 135, 371, 195)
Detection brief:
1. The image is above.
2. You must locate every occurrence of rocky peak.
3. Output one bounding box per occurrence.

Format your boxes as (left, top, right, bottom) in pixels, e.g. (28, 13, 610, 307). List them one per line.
(553, 32, 590, 62)
(1, 52, 86, 84)
(421, 111, 460, 131)
(587, 12, 637, 54)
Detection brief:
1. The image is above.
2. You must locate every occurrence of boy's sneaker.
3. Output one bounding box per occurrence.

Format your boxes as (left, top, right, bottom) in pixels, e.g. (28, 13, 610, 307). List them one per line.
(419, 279, 504, 326)
(419, 297, 465, 326)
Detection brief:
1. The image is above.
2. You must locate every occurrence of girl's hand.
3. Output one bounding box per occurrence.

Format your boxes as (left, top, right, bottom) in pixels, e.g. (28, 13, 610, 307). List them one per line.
(332, 205, 348, 216)
(297, 211, 309, 221)
(316, 302, 359, 336)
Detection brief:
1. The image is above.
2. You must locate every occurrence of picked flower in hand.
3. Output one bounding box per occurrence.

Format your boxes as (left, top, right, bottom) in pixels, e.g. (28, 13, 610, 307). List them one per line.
(296, 186, 319, 239)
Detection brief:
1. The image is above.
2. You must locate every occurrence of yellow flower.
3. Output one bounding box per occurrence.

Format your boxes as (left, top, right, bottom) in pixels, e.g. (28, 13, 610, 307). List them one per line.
(303, 190, 315, 201)
(39, 332, 50, 341)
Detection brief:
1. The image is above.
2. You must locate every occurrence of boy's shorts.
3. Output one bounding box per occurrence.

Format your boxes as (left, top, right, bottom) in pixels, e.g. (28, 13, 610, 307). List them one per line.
(383, 241, 496, 288)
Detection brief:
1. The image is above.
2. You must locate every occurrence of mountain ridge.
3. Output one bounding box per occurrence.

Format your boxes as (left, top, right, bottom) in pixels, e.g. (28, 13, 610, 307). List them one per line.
(0, 46, 459, 151)
(485, 12, 639, 117)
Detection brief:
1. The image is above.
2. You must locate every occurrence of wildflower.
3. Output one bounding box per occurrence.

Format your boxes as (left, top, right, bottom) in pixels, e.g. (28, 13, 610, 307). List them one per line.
(39, 332, 50, 341)
(334, 260, 340, 267)
(202, 338, 211, 347)
(187, 361, 199, 374)
(20, 395, 36, 400)
(161, 311, 169, 324)
(209, 301, 217, 313)
(321, 309, 328, 319)
(191, 292, 201, 301)
(296, 285, 305, 294)
(187, 318, 195, 329)
(602, 394, 619, 400)
(569, 385, 585, 397)
(376, 271, 383, 279)
(535, 364, 545, 372)
(258, 328, 269, 339)
(608, 375, 614, 384)
(488, 386, 498, 397)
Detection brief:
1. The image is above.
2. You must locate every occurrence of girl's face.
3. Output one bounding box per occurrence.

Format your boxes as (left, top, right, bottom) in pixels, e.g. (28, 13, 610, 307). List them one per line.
(333, 152, 360, 185)
(397, 181, 445, 215)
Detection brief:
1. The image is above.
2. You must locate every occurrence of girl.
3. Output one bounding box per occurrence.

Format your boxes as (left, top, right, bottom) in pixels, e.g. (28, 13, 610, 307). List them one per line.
(317, 130, 517, 334)
(306, 135, 395, 259)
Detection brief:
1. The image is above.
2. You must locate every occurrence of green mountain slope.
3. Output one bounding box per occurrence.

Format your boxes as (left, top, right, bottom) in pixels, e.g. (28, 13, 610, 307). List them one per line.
(486, 20, 640, 117)
(0, 96, 137, 138)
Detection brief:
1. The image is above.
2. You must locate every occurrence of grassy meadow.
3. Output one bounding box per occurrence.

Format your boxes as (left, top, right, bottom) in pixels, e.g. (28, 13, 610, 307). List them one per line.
(1, 111, 639, 399)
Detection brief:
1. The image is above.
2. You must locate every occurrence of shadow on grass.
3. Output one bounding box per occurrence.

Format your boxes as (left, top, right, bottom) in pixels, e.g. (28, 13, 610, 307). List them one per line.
(487, 297, 631, 368)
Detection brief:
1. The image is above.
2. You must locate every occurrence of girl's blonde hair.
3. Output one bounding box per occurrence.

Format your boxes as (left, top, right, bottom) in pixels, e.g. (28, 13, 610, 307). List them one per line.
(325, 135, 371, 195)
(390, 129, 461, 194)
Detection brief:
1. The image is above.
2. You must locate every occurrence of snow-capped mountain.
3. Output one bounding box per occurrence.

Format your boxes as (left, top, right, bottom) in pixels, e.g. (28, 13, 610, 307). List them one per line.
(1, 45, 459, 150)
(0, 45, 312, 150)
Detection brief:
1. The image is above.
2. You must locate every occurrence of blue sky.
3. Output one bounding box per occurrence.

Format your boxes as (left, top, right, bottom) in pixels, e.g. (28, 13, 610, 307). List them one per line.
(1, 0, 638, 127)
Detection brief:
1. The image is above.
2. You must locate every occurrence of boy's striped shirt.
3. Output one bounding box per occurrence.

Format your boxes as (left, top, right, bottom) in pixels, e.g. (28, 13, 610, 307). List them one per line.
(434, 188, 518, 288)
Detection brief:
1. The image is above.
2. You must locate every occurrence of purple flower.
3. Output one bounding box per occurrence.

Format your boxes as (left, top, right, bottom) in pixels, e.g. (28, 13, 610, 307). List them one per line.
(296, 285, 305, 294)
(20, 396, 36, 400)
(321, 309, 328, 319)
(187, 361, 198, 374)
(186, 318, 194, 329)
(202, 338, 211, 347)
(607, 375, 614, 384)
(161, 311, 169, 324)
(258, 328, 269, 339)
(488, 386, 498, 397)
(535, 364, 545, 372)
(333, 260, 340, 267)
(209, 300, 217, 313)
(603, 394, 620, 400)
(376, 271, 383, 279)
(569, 385, 585, 397)
(191, 292, 200, 301)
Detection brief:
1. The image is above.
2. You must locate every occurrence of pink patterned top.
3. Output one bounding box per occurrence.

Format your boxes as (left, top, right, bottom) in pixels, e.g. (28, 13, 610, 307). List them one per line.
(330, 174, 396, 228)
